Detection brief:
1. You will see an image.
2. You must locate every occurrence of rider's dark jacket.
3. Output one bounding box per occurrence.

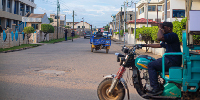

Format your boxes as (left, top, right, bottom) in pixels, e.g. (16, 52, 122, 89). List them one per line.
(160, 32, 182, 66)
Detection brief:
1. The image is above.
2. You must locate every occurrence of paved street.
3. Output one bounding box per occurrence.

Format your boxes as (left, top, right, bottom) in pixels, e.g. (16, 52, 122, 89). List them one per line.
(0, 37, 161, 100)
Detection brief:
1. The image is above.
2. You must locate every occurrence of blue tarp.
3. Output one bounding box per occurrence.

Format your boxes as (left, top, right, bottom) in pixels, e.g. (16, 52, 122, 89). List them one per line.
(11, 31, 14, 41)
(3, 30, 6, 41)
(15, 30, 18, 41)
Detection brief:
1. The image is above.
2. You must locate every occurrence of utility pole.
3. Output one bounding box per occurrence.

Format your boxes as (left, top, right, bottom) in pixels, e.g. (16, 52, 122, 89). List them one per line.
(126, 0, 128, 29)
(112, 19, 114, 34)
(124, 1, 126, 44)
(164, 0, 167, 21)
(134, 3, 137, 45)
(57, 0, 59, 39)
(73, 10, 74, 32)
(120, 7, 122, 41)
(147, 0, 149, 27)
(115, 16, 116, 33)
(82, 17, 84, 32)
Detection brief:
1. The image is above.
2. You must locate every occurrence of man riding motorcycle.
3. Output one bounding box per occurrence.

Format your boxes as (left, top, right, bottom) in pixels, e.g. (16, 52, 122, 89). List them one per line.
(141, 22, 182, 96)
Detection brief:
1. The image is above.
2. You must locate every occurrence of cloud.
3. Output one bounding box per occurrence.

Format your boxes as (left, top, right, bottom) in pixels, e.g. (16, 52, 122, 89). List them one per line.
(35, 0, 137, 28)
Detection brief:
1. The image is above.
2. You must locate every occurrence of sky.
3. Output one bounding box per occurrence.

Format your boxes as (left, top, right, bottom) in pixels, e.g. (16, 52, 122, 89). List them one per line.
(34, 0, 138, 28)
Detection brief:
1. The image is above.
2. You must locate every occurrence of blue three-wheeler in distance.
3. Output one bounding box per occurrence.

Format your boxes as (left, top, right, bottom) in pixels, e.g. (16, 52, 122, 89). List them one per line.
(90, 29, 111, 53)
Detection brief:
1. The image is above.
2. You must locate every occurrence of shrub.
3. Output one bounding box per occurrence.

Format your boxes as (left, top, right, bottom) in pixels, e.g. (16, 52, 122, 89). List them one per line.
(48, 18, 53, 23)
(23, 26, 35, 44)
(41, 24, 54, 41)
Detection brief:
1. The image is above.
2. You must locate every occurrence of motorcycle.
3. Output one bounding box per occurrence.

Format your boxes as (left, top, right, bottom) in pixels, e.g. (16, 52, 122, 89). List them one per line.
(97, 44, 157, 100)
(97, 37, 200, 100)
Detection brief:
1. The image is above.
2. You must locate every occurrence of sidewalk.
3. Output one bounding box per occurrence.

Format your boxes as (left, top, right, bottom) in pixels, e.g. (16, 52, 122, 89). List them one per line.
(111, 37, 161, 59)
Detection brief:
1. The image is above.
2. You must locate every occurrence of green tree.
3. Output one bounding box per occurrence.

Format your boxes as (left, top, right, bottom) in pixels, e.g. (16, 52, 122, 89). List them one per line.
(104, 25, 109, 31)
(48, 18, 53, 23)
(151, 26, 159, 42)
(65, 26, 71, 29)
(23, 26, 35, 44)
(41, 24, 54, 41)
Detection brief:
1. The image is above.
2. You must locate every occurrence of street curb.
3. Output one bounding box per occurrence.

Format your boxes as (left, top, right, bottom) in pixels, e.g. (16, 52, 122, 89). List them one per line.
(0, 44, 42, 53)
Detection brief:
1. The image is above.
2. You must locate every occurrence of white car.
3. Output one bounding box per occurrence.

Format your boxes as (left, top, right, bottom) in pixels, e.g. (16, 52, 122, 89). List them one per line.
(103, 31, 112, 37)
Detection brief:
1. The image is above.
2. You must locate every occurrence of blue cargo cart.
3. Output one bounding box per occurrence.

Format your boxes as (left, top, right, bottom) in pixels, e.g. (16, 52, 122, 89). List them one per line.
(90, 30, 111, 53)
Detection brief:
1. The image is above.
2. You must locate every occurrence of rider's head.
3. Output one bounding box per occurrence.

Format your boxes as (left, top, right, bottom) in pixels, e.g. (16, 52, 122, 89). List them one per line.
(162, 22, 173, 34)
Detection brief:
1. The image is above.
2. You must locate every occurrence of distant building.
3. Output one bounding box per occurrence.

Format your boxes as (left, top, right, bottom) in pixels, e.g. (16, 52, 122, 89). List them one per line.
(22, 13, 50, 30)
(66, 22, 78, 28)
(0, 0, 36, 30)
(50, 14, 66, 27)
(110, 11, 137, 32)
(136, 0, 200, 22)
(74, 21, 91, 29)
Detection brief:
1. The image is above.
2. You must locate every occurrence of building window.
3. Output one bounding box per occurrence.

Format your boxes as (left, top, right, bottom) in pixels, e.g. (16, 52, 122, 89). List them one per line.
(55, 16, 59, 19)
(20, 4, 24, 11)
(67, 23, 69, 25)
(82, 26, 85, 28)
(158, 5, 162, 11)
(173, 9, 185, 18)
(32, 24, 38, 29)
(140, 7, 144, 14)
(148, 5, 156, 11)
(78, 26, 80, 28)
(130, 14, 132, 20)
(26, 6, 29, 13)
(6, 19, 10, 28)
(14, 1, 17, 14)
(7, 0, 10, 8)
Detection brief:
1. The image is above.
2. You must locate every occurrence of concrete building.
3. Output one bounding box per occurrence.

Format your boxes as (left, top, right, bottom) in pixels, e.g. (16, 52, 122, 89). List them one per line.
(66, 22, 78, 28)
(111, 11, 137, 32)
(74, 21, 91, 29)
(22, 13, 50, 30)
(0, 0, 36, 30)
(50, 14, 66, 27)
(136, 0, 200, 22)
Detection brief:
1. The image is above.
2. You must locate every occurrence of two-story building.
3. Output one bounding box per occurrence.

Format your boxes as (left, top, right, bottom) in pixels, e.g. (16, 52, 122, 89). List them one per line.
(111, 11, 137, 32)
(0, 0, 36, 30)
(50, 14, 66, 27)
(66, 22, 78, 28)
(74, 21, 91, 29)
(137, 0, 200, 23)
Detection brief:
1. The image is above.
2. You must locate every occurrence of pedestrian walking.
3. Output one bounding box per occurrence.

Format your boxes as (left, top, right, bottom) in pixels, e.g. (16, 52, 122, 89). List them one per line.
(64, 29, 68, 41)
(71, 30, 75, 42)
(0, 25, 3, 33)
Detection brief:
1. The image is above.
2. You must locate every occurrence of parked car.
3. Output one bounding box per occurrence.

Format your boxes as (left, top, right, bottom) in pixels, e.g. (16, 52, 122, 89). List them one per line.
(84, 31, 92, 39)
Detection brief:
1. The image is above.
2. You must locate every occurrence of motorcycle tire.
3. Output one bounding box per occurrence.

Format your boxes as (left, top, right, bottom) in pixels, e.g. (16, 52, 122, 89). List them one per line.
(97, 78, 125, 100)
(91, 45, 93, 52)
(106, 49, 109, 53)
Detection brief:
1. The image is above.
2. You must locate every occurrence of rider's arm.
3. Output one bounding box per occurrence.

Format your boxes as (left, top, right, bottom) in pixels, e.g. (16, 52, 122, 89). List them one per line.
(143, 44, 162, 48)
(157, 27, 165, 41)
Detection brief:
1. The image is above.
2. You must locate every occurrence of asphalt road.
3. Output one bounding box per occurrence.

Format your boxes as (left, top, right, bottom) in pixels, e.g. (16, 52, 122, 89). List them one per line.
(0, 37, 145, 100)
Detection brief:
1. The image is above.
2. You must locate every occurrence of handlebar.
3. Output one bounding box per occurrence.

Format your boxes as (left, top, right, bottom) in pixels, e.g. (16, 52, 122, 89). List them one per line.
(121, 44, 144, 54)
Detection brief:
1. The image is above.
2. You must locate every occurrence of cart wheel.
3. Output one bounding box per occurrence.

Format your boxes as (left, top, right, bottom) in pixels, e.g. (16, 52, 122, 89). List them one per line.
(91, 45, 93, 52)
(106, 49, 109, 53)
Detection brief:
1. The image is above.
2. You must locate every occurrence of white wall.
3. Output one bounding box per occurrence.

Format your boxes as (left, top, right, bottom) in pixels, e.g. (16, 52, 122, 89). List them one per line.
(75, 22, 90, 29)
(41, 14, 50, 24)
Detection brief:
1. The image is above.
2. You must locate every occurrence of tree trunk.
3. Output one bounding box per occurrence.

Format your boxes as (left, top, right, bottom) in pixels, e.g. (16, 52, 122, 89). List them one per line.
(43, 33, 48, 42)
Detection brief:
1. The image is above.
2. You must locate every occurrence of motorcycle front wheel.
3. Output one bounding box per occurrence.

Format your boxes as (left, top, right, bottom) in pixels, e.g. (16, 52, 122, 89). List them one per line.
(97, 78, 125, 100)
